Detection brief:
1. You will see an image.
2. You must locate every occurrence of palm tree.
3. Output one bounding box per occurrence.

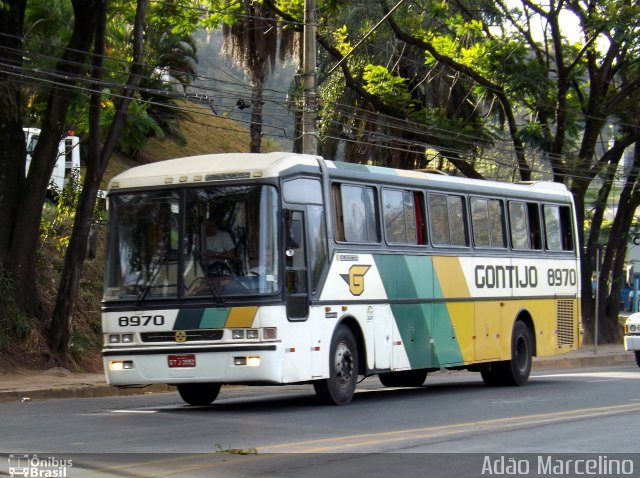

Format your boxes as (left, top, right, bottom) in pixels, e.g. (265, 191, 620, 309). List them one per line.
(222, 1, 296, 152)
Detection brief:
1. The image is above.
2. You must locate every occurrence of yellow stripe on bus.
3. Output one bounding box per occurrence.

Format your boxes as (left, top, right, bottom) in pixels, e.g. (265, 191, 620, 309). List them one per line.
(432, 256, 474, 362)
(432, 256, 470, 298)
(225, 306, 259, 328)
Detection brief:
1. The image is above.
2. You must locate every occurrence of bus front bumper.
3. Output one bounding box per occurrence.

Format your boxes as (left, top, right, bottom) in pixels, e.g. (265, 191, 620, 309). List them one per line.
(624, 335, 640, 352)
(102, 344, 282, 385)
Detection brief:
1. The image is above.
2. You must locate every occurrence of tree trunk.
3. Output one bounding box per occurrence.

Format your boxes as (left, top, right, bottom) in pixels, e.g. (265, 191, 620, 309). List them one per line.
(4, 0, 98, 320)
(47, 0, 148, 366)
(0, 0, 27, 262)
(249, 78, 264, 153)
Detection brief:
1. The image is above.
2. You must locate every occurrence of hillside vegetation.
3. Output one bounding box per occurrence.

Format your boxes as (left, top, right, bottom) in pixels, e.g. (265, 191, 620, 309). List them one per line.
(23, 106, 282, 372)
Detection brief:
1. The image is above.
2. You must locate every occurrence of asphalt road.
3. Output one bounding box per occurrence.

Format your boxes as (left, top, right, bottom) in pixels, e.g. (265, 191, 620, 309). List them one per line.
(1, 364, 639, 477)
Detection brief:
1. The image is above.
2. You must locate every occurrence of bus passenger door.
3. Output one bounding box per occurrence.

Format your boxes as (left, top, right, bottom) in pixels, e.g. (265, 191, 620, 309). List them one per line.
(284, 210, 309, 320)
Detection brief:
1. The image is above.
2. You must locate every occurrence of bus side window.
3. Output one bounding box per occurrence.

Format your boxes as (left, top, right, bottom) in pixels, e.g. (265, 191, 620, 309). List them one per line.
(509, 201, 529, 249)
(429, 193, 467, 246)
(382, 189, 423, 245)
(471, 198, 491, 247)
(544, 204, 574, 251)
(447, 195, 467, 246)
(509, 201, 541, 250)
(337, 184, 379, 243)
(487, 198, 507, 248)
(543, 205, 562, 251)
(332, 184, 345, 241)
(527, 203, 542, 250)
(472, 197, 506, 248)
(559, 206, 575, 251)
(428, 194, 449, 245)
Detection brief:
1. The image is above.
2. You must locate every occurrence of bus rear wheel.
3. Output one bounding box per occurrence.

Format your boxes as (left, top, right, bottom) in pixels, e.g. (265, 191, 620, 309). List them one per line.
(635, 351, 640, 368)
(378, 369, 428, 387)
(314, 325, 358, 405)
(480, 321, 532, 387)
(177, 383, 221, 406)
(480, 363, 502, 386)
(501, 320, 533, 386)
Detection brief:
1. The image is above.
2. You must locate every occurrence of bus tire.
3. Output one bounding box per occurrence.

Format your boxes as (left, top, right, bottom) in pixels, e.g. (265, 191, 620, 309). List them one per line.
(378, 369, 428, 387)
(313, 325, 358, 405)
(635, 351, 640, 368)
(480, 363, 502, 386)
(499, 320, 533, 386)
(177, 383, 221, 406)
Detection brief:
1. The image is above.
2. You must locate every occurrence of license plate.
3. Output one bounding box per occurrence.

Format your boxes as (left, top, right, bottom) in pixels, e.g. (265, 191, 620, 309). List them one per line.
(168, 354, 196, 368)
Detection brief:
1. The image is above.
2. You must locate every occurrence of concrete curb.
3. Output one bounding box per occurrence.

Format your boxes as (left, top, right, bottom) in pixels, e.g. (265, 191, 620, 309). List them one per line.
(532, 352, 634, 370)
(0, 383, 174, 404)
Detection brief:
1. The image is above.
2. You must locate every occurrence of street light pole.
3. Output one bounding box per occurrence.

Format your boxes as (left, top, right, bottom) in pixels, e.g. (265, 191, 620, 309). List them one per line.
(302, 0, 317, 155)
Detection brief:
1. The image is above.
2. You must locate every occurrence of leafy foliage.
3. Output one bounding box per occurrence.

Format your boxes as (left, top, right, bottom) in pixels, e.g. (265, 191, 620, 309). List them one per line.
(40, 170, 83, 253)
(0, 269, 32, 353)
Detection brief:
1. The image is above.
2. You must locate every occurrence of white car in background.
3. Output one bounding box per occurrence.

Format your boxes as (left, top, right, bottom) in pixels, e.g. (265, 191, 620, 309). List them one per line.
(624, 313, 640, 367)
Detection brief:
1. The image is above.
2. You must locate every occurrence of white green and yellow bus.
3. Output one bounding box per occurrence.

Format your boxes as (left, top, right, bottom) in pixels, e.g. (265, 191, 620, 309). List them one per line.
(102, 152, 580, 405)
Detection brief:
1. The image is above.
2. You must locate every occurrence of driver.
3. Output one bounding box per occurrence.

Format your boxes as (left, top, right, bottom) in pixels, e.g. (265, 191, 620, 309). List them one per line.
(206, 220, 234, 258)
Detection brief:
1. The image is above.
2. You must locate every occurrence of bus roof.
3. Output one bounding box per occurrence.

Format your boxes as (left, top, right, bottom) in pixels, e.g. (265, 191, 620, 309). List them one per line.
(108, 152, 573, 203)
(108, 152, 320, 190)
(324, 160, 573, 201)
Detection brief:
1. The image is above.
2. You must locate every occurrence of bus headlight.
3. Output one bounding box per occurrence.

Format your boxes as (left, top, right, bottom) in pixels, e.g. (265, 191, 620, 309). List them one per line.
(232, 329, 245, 340)
(109, 360, 133, 371)
(234, 356, 261, 367)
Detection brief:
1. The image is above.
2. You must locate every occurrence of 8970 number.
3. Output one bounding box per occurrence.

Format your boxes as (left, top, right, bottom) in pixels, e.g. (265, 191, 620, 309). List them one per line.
(118, 315, 165, 327)
(547, 268, 577, 287)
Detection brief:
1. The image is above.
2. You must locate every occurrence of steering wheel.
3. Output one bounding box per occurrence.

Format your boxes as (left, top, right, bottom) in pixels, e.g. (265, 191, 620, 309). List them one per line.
(206, 260, 232, 277)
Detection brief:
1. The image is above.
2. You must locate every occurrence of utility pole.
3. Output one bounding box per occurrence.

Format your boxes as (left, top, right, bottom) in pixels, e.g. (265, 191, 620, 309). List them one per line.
(302, 0, 317, 155)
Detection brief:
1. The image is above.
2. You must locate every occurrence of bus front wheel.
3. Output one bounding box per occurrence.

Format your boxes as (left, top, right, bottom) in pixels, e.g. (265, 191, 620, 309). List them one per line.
(635, 351, 640, 368)
(177, 383, 221, 406)
(314, 325, 358, 405)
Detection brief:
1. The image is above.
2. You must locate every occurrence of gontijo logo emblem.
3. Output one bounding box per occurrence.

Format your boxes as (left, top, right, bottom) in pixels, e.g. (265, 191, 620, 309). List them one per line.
(340, 265, 371, 296)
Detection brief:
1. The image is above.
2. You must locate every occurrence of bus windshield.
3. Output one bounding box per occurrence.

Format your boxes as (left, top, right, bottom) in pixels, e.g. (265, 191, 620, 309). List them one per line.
(104, 184, 280, 301)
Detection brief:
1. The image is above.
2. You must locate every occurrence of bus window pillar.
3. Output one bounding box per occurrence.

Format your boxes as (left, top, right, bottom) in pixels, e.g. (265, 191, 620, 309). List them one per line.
(285, 210, 309, 320)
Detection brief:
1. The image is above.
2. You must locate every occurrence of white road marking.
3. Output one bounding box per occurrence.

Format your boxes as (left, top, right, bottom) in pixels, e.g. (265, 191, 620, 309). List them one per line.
(535, 371, 640, 380)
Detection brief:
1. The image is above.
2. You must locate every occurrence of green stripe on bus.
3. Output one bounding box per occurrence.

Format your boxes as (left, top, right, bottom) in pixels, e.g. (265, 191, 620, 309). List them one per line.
(174, 308, 230, 329)
(201, 308, 231, 328)
(173, 309, 205, 330)
(375, 254, 464, 367)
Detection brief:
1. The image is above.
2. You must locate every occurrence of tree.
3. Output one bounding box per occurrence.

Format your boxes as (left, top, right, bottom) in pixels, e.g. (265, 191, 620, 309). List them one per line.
(218, 0, 293, 153)
(266, 0, 640, 340)
(0, 0, 99, 325)
(47, 0, 150, 365)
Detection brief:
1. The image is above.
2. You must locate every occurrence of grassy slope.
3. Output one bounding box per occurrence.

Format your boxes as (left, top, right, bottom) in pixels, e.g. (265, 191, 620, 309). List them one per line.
(31, 104, 283, 371)
(103, 105, 281, 185)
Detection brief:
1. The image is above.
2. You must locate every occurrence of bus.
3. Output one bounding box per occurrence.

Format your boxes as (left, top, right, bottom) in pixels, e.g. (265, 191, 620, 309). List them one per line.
(24, 127, 81, 196)
(102, 152, 580, 405)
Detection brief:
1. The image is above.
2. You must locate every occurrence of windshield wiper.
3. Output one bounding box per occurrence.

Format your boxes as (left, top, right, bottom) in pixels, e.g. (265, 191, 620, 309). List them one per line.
(136, 253, 168, 304)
